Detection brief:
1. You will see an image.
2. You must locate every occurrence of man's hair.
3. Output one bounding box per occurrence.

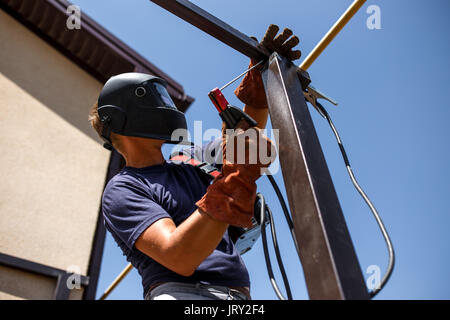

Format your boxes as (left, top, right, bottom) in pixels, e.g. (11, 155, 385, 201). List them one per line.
(88, 102, 103, 138)
(88, 102, 121, 150)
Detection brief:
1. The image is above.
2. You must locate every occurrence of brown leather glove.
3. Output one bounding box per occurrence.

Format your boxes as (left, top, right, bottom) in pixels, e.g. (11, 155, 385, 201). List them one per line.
(196, 120, 276, 228)
(234, 24, 302, 109)
(260, 24, 302, 61)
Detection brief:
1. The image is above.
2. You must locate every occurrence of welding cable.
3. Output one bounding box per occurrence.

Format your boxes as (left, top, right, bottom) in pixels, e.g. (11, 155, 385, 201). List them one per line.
(257, 193, 293, 300)
(316, 102, 395, 298)
(258, 193, 288, 300)
(265, 203, 293, 299)
(266, 174, 301, 261)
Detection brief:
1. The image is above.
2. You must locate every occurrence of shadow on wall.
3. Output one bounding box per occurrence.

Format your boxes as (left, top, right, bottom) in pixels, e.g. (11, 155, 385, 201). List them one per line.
(0, 9, 104, 145)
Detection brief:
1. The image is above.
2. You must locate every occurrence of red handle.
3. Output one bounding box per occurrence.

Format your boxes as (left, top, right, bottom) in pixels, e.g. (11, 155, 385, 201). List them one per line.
(208, 87, 229, 113)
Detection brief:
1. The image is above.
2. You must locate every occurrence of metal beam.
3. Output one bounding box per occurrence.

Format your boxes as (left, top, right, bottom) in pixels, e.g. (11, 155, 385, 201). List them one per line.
(150, 0, 270, 60)
(0, 252, 89, 300)
(261, 53, 369, 300)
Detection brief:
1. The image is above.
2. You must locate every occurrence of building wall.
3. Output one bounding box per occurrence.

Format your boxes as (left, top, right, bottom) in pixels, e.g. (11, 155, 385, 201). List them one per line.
(0, 9, 109, 299)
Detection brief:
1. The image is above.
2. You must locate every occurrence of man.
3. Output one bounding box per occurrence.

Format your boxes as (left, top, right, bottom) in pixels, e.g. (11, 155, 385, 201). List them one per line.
(89, 25, 301, 300)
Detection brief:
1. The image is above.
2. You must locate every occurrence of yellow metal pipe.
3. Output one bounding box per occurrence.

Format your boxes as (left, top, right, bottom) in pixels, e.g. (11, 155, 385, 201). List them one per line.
(299, 0, 367, 71)
(99, 263, 133, 300)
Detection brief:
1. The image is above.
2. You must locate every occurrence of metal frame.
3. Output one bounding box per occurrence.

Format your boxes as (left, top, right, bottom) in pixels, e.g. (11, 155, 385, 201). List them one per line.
(261, 53, 368, 299)
(150, 0, 369, 299)
(0, 252, 89, 300)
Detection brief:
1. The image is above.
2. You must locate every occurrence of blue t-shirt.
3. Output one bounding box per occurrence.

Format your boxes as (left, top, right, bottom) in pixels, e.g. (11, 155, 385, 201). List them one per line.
(102, 139, 250, 298)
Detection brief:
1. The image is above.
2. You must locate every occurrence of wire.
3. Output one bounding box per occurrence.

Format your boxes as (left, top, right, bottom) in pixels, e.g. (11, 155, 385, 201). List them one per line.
(257, 193, 293, 300)
(258, 193, 285, 300)
(316, 102, 395, 298)
(266, 175, 301, 261)
(265, 204, 293, 300)
(220, 60, 265, 91)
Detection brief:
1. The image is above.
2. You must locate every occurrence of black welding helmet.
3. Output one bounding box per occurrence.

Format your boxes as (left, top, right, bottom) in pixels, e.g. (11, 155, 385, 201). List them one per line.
(97, 72, 188, 150)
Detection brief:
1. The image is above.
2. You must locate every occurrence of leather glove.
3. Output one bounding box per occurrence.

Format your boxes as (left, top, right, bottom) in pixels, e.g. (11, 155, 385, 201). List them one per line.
(196, 120, 276, 228)
(234, 24, 302, 109)
(260, 24, 302, 61)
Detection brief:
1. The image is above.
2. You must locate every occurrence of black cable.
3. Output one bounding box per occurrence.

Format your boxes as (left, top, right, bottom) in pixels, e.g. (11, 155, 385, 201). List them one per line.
(262, 99, 395, 298)
(316, 102, 395, 298)
(258, 193, 286, 300)
(257, 193, 293, 300)
(266, 175, 301, 260)
(266, 175, 293, 229)
(266, 203, 293, 300)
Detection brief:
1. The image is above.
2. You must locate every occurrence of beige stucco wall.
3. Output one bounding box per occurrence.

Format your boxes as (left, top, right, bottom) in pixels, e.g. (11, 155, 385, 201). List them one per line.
(0, 10, 110, 299)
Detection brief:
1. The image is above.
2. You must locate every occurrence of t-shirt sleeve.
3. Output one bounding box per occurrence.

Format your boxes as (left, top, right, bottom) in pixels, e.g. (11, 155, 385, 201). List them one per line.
(102, 178, 171, 250)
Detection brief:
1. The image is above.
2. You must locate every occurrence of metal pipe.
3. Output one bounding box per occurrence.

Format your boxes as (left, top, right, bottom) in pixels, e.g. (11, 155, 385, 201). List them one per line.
(99, 263, 133, 300)
(299, 0, 366, 71)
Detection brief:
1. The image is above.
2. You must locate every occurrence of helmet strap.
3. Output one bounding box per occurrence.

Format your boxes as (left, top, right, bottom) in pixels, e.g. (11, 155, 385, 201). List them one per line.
(100, 115, 114, 151)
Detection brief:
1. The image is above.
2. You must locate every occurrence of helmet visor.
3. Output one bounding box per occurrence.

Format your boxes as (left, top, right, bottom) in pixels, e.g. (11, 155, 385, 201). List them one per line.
(153, 82, 177, 109)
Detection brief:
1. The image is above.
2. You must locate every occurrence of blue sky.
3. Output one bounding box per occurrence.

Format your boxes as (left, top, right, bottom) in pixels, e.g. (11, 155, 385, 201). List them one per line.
(71, 0, 450, 299)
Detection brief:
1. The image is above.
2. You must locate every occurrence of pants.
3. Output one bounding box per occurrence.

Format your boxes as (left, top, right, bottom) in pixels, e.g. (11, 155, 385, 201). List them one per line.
(145, 282, 250, 300)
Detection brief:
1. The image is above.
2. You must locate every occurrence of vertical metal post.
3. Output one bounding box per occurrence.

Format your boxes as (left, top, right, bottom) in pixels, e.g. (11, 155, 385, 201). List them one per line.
(261, 53, 369, 299)
(53, 273, 71, 300)
(83, 150, 124, 300)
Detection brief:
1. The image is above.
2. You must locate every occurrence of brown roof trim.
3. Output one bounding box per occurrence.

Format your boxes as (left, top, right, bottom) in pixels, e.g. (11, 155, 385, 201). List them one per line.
(0, 0, 194, 112)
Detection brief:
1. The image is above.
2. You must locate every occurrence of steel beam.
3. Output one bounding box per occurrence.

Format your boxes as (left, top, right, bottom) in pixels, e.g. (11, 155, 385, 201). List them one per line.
(261, 53, 369, 299)
(150, 0, 270, 60)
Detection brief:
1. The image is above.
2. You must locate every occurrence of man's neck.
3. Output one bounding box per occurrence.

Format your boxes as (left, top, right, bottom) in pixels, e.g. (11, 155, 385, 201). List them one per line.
(123, 143, 165, 168)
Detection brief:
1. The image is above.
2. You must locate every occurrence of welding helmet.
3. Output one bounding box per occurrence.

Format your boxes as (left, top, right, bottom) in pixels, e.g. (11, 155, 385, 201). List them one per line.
(97, 72, 188, 150)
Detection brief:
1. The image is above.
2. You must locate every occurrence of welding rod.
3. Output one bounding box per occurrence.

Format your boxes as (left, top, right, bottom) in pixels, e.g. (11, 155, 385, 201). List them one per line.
(220, 60, 264, 91)
(299, 0, 367, 71)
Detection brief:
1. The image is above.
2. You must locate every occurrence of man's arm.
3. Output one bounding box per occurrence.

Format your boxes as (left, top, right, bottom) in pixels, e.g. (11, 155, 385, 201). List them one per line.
(136, 122, 275, 277)
(135, 209, 228, 277)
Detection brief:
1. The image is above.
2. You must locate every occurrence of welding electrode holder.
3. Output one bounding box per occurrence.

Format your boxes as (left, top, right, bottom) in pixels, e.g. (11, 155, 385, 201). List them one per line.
(209, 57, 311, 130)
(208, 87, 257, 130)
